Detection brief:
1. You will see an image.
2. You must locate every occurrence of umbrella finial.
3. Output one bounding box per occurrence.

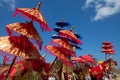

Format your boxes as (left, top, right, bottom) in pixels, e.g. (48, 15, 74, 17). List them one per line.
(70, 26, 74, 31)
(36, 2, 42, 10)
(61, 18, 64, 22)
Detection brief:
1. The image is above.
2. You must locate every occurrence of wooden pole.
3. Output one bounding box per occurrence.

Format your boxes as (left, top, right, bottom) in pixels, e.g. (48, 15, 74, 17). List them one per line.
(6, 56, 17, 78)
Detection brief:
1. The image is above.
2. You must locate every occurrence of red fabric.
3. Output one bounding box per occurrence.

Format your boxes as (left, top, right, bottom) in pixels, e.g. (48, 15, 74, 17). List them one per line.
(0, 36, 40, 58)
(50, 39, 76, 56)
(89, 62, 106, 79)
(102, 42, 111, 45)
(9, 35, 37, 52)
(6, 22, 43, 50)
(50, 39, 72, 50)
(10, 67, 17, 77)
(102, 44, 113, 49)
(0, 69, 8, 80)
(45, 45, 73, 66)
(101, 49, 115, 54)
(59, 30, 82, 44)
(80, 54, 96, 64)
(71, 57, 81, 61)
(13, 8, 51, 32)
(71, 57, 86, 63)
(15, 57, 49, 73)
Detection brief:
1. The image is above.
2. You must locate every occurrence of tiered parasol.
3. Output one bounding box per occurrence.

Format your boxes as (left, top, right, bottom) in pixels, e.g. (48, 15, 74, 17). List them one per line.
(101, 41, 115, 60)
(59, 29, 82, 44)
(79, 54, 96, 64)
(0, 36, 41, 78)
(44, 19, 83, 80)
(0, 1, 51, 80)
(45, 45, 73, 66)
(71, 57, 86, 63)
(101, 41, 115, 74)
(0, 36, 40, 58)
(6, 21, 43, 49)
(50, 39, 75, 56)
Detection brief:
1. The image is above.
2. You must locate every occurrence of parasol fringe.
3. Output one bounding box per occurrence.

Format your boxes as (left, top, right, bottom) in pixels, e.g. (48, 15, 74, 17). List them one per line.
(13, 8, 51, 32)
(6, 26, 43, 50)
(44, 46, 73, 66)
(50, 39, 76, 56)
(60, 32, 82, 44)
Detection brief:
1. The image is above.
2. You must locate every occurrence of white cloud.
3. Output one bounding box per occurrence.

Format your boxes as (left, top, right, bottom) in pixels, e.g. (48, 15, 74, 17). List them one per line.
(0, 0, 16, 10)
(83, 0, 120, 21)
(84, 0, 95, 8)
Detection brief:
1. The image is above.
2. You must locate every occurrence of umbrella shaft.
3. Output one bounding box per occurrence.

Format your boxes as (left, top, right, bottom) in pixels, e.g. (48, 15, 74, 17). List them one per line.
(6, 56, 17, 78)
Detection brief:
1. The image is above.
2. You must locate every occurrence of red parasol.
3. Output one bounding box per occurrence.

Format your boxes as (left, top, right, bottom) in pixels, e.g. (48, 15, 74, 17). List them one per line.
(71, 57, 81, 61)
(101, 43, 115, 54)
(71, 57, 86, 62)
(6, 21, 43, 49)
(50, 39, 76, 56)
(0, 35, 42, 78)
(101, 41, 115, 61)
(0, 36, 40, 58)
(101, 49, 115, 54)
(59, 29, 82, 44)
(89, 62, 106, 80)
(13, 2, 51, 31)
(71, 57, 86, 63)
(102, 44, 113, 49)
(79, 54, 96, 64)
(44, 45, 73, 66)
(102, 41, 111, 45)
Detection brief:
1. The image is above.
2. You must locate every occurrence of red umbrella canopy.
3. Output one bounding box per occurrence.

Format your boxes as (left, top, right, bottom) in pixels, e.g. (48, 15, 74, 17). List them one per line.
(50, 39, 76, 56)
(102, 44, 113, 49)
(0, 36, 40, 58)
(102, 41, 111, 45)
(44, 45, 73, 66)
(59, 30, 82, 44)
(71, 57, 86, 63)
(13, 2, 51, 31)
(101, 41, 115, 54)
(101, 49, 115, 54)
(71, 57, 81, 61)
(6, 22, 43, 49)
(89, 62, 106, 79)
(80, 54, 96, 64)
(71, 57, 83, 62)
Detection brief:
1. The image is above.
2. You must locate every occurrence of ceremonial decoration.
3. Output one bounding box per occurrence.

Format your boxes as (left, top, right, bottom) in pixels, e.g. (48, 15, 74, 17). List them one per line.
(59, 29, 82, 44)
(50, 39, 75, 56)
(0, 2, 50, 80)
(79, 54, 96, 64)
(0, 1, 118, 80)
(0, 36, 40, 58)
(13, 2, 51, 31)
(6, 22, 43, 50)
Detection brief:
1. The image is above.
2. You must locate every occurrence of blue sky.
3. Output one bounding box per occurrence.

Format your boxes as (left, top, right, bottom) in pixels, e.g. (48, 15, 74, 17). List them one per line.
(0, 0, 120, 68)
